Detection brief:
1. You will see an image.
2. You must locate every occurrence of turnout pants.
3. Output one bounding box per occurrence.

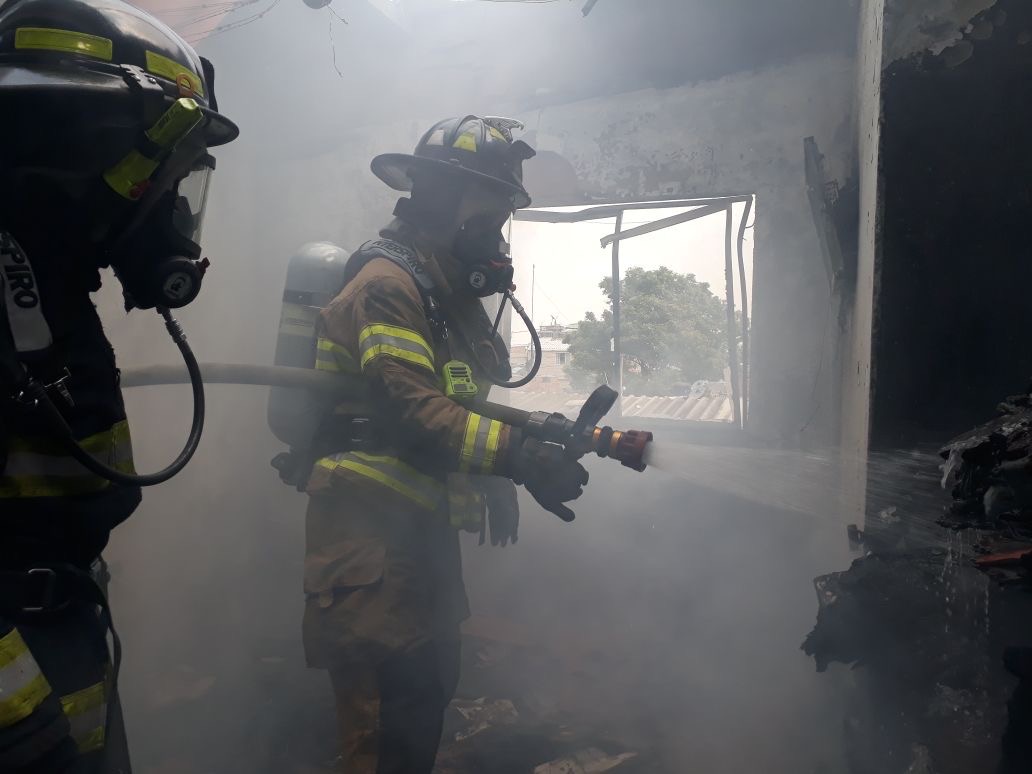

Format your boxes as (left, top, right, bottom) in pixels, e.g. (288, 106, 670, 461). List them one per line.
(303, 489, 470, 774)
(329, 640, 461, 774)
(0, 564, 130, 774)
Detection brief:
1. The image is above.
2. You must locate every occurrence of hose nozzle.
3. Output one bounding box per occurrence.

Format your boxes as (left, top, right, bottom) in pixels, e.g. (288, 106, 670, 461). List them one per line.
(590, 426, 654, 472)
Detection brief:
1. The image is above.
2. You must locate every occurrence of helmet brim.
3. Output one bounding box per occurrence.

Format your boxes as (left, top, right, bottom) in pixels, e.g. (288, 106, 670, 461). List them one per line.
(0, 64, 238, 147)
(371, 153, 531, 210)
(200, 108, 239, 147)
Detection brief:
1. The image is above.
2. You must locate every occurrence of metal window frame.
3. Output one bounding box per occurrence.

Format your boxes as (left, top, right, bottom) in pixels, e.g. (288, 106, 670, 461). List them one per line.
(513, 195, 755, 426)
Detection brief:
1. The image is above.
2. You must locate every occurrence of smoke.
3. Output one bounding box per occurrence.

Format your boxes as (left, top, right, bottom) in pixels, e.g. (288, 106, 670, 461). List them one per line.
(645, 442, 948, 548)
(87, 1, 879, 772)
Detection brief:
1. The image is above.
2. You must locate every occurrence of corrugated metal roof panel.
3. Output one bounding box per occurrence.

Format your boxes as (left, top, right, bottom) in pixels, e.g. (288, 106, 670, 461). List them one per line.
(535, 338, 569, 352)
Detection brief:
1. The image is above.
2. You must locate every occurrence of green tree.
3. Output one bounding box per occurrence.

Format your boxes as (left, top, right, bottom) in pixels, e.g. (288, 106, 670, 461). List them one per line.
(563, 266, 729, 394)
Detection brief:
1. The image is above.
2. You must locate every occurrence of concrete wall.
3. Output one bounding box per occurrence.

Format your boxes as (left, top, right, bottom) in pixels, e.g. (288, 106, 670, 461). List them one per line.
(839, 0, 886, 529)
(525, 55, 856, 447)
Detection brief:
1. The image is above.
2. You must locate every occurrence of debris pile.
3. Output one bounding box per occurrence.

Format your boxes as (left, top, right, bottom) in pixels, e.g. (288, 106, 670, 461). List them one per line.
(803, 381, 1032, 773)
(940, 381, 1032, 540)
(802, 551, 999, 774)
(936, 381, 1032, 773)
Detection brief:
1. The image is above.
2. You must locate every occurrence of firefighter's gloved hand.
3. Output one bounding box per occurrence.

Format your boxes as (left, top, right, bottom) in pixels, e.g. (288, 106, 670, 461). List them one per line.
(508, 434, 589, 522)
(482, 477, 520, 546)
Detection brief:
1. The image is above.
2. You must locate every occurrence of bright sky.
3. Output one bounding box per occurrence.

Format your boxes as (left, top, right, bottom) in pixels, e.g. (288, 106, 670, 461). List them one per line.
(508, 201, 754, 345)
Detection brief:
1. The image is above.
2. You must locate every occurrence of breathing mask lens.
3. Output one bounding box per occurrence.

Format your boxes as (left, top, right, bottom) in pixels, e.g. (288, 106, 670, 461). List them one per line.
(108, 154, 215, 311)
(453, 205, 516, 297)
(172, 160, 213, 244)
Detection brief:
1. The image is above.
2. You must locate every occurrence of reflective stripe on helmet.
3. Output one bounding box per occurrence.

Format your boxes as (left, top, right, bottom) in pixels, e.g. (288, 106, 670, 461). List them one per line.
(459, 413, 503, 475)
(358, 324, 435, 373)
(316, 451, 444, 510)
(14, 27, 113, 60)
(60, 681, 107, 753)
(0, 629, 52, 729)
(0, 420, 135, 498)
(145, 50, 204, 97)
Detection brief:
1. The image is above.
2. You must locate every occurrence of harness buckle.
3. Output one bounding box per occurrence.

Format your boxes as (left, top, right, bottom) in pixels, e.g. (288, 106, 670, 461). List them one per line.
(45, 368, 74, 408)
(22, 567, 61, 613)
(349, 417, 375, 448)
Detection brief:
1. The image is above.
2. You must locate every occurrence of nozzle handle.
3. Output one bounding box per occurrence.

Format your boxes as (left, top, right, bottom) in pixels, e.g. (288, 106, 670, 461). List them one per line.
(568, 385, 618, 457)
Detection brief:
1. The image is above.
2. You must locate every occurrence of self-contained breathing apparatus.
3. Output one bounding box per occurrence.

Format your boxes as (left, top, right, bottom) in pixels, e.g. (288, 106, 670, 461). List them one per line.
(267, 234, 544, 491)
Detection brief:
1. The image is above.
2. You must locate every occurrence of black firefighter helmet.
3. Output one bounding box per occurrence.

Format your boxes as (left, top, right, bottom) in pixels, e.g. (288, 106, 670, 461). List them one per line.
(0, 0, 240, 309)
(372, 116, 536, 210)
(0, 0, 237, 162)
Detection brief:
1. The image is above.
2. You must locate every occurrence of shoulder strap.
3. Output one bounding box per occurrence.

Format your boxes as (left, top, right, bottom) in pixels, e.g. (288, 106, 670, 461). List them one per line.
(344, 238, 449, 342)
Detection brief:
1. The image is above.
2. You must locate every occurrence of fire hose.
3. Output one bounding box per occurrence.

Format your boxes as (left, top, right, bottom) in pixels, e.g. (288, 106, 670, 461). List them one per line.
(119, 362, 654, 471)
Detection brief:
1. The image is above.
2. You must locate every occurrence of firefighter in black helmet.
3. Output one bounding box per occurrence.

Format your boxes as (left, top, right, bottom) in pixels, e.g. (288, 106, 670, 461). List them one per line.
(0, 0, 237, 770)
(301, 116, 588, 773)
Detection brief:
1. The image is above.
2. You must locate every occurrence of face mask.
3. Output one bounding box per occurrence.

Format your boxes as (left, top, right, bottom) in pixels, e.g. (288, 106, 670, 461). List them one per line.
(453, 213, 514, 298)
(104, 154, 215, 311)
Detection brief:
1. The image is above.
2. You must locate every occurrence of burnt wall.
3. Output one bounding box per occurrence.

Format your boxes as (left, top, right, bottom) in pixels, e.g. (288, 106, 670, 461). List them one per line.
(870, 0, 1032, 448)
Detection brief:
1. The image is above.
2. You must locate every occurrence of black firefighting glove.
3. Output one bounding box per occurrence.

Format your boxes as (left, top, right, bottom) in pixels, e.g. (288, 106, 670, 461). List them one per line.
(507, 432, 589, 523)
(479, 476, 520, 547)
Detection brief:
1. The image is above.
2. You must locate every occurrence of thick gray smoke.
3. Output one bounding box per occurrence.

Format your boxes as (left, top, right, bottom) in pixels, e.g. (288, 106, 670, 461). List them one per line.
(92, 0, 874, 771)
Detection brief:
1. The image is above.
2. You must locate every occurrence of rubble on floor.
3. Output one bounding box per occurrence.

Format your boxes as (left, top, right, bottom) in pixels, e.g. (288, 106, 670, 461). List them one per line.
(940, 381, 1032, 543)
(533, 748, 638, 774)
(930, 381, 1032, 604)
(432, 616, 655, 773)
(804, 381, 1032, 773)
(803, 550, 1002, 774)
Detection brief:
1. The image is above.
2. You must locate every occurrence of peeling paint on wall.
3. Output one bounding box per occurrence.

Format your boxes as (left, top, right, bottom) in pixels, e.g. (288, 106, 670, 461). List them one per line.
(529, 55, 856, 444)
(883, 0, 998, 63)
(533, 55, 856, 202)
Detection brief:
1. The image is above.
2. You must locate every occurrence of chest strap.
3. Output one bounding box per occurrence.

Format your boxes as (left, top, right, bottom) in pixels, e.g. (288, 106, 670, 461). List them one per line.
(345, 239, 449, 343)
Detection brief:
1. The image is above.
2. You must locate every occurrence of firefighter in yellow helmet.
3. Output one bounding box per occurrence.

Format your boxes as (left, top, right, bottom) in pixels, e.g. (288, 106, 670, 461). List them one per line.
(0, 0, 237, 770)
(300, 116, 589, 773)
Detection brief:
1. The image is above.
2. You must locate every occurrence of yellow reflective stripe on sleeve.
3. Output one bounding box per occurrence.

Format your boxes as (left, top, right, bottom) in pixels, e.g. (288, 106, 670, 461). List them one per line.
(0, 420, 135, 498)
(316, 452, 444, 510)
(0, 630, 52, 729)
(60, 681, 106, 753)
(358, 324, 434, 373)
(145, 50, 204, 97)
(15, 27, 113, 60)
(4, 421, 133, 458)
(316, 337, 359, 373)
(484, 419, 502, 472)
(459, 414, 504, 474)
(460, 414, 481, 474)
